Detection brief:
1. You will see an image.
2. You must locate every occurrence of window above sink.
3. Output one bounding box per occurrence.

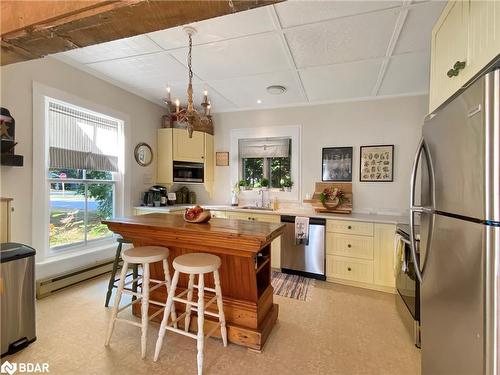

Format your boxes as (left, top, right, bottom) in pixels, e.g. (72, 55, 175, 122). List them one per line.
(230, 125, 301, 201)
(239, 137, 292, 190)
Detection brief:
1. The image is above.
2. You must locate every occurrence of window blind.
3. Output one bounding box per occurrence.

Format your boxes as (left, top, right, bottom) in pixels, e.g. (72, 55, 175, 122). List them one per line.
(239, 138, 290, 158)
(48, 101, 120, 172)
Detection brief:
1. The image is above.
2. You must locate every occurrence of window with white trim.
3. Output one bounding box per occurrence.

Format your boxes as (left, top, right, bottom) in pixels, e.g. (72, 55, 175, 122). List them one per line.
(239, 137, 292, 189)
(47, 99, 122, 250)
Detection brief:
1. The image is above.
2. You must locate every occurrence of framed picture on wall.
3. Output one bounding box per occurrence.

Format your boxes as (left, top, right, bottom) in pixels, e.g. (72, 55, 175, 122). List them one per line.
(216, 152, 229, 166)
(359, 145, 394, 182)
(322, 147, 353, 182)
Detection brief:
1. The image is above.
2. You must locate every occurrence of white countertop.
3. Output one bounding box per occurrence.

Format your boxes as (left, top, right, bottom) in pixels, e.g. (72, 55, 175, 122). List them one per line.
(134, 204, 408, 225)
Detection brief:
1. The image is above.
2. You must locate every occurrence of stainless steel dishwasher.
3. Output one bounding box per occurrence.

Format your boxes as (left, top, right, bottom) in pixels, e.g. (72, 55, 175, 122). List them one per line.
(280, 215, 326, 280)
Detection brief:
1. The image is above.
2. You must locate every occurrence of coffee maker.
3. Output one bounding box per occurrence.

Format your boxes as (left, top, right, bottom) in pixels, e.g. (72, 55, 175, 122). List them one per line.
(142, 186, 168, 207)
(153, 185, 168, 206)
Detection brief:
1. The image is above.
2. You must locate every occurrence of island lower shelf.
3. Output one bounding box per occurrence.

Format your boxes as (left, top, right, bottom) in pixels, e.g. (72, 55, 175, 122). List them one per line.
(103, 214, 284, 350)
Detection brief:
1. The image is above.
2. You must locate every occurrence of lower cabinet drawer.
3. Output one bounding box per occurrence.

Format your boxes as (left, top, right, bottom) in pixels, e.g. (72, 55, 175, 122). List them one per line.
(326, 255, 374, 284)
(326, 220, 374, 236)
(211, 210, 227, 219)
(326, 233, 374, 260)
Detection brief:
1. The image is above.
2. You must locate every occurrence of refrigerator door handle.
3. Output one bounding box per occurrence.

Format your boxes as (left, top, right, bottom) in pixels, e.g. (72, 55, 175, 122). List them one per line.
(409, 137, 436, 283)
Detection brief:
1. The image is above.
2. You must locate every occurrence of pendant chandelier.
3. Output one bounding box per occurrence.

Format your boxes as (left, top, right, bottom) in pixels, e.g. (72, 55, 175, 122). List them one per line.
(164, 26, 212, 138)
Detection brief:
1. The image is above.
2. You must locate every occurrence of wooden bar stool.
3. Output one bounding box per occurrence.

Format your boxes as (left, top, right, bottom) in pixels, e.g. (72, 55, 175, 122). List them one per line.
(104, 236, 139, 307)
(153, 253, 227, 375)
(105, 246, 178, 359)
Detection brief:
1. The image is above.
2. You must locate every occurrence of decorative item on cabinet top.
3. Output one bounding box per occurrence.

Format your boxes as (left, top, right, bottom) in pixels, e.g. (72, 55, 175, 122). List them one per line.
(1, 107, 23, 166)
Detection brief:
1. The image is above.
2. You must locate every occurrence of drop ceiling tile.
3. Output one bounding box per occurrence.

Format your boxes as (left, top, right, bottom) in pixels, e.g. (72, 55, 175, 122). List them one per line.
(147, 6, 276, 50)
(378, 50, 430, 95)
(170, 32, 292, 81)
(275, 0, 401, 28)
(57, 35, 162, 64)
(208, 71, 305, 108)
(299, 59, 383, 101)
(86, 52, 198, 89)
(285, 8, 399, 68)
(394, 1, 446, 54)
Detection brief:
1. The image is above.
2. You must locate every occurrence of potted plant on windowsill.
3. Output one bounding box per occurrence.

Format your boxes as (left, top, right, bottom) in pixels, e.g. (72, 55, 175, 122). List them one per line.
(260, 178, 269, 190)
(281, 178, 293, 192)
(239, 179, 247, 190)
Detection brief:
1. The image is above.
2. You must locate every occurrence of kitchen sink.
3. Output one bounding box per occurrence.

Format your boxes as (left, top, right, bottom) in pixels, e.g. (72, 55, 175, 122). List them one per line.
(240, 206, 274, 211)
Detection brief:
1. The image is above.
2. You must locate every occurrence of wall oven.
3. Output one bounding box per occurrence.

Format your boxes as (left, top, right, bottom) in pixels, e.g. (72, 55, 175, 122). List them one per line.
(395, 224, 420, 348)
(173, 161, 204, 183)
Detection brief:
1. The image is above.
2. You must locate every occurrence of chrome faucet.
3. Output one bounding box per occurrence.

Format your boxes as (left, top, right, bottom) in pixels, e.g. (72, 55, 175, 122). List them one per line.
(258, 189, 270, 208)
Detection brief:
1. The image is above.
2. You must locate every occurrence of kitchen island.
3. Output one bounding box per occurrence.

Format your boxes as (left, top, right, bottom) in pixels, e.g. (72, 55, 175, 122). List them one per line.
(103, 213, 285, 350)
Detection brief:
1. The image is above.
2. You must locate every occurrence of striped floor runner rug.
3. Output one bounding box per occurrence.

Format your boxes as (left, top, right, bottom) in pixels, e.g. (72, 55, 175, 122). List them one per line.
(271, 271, 315, 301)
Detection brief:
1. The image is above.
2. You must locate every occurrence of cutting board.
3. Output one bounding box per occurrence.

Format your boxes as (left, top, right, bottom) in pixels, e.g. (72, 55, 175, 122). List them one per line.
(303, 182, 353, 214)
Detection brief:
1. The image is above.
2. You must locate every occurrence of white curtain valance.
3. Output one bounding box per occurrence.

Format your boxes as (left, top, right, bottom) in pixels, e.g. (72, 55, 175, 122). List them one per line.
(238, 137, 290, 158)
(48, 101, 120, 172)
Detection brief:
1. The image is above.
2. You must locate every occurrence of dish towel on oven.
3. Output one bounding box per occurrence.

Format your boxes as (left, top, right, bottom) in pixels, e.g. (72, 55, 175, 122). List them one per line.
(295, 216, 310, 245)
(394, 234, 406, 276)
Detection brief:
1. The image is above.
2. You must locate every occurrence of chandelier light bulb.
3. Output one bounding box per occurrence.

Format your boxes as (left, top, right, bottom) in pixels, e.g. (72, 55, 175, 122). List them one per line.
(166, 86, 171, 102)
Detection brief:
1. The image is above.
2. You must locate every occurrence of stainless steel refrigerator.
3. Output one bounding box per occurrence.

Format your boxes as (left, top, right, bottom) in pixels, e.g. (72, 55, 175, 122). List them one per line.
(410, 68, 500, 375)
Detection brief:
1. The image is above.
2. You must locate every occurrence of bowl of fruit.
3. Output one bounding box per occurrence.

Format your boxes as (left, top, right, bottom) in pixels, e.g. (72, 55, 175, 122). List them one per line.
(184, 205, 211, 223)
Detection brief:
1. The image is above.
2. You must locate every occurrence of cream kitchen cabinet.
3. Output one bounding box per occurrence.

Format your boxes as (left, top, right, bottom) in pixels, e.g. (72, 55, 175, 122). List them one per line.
(1, 198, 12, 243)
(172, 128, 205, 163)
(227, 211, 282, 270)
(467, 1, 500, 80)
(157, 128, 214, 195)
(210, 210, 227, 219)
(325, 219, 396, 293)
(157, 128, 173, 185)
(430, 0, 500, 112)
(373, 224, 396, 288)
(430, 0, 470, 112)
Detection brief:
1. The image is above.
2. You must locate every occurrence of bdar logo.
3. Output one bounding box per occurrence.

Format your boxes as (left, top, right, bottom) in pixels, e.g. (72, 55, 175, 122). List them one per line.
(0, 361, 17, 375)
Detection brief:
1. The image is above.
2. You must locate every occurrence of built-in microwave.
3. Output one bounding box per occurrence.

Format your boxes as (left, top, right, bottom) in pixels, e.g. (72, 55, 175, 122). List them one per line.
(173, 161, 204, 183)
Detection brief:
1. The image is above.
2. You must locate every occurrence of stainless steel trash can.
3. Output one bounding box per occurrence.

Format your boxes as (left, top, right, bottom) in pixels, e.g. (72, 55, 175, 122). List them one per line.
(1, 243, 36, 356)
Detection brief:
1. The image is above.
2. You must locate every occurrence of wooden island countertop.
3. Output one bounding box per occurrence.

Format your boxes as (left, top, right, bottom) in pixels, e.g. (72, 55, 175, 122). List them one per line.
(103, 213, 285, 350)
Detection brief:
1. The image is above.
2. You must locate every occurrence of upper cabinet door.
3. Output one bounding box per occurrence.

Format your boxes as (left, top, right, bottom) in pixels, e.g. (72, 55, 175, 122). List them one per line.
(172, 128, 205, 163)
(157, 128, 173, 185)
(468, 0, 500, 77)
(430, 0, 469, 112)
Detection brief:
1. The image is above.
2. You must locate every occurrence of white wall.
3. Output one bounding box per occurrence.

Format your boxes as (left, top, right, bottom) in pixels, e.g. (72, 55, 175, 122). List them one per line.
(0, 57, 165, 277)
(207, 95, 428, 215)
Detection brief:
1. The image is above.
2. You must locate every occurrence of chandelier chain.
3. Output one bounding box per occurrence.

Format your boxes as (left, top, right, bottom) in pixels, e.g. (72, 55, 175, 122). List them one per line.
(188, 34, 193, 83)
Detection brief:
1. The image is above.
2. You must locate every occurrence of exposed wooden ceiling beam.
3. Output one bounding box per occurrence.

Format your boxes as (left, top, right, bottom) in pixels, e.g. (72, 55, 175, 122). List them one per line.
(1, 0, 282, 66)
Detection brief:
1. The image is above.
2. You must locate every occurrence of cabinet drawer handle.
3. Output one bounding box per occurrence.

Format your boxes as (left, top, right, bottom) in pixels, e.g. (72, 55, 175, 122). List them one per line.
(447, 61, 466, 78)
(347, 267, 352, 271)
(347, 244, 352, 248)
(454, 60, 466, 71)
(347, 225, 352, 230)
(447, 68, 459, 78)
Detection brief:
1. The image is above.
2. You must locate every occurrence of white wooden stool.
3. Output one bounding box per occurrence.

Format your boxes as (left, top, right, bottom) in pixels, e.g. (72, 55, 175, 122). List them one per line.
(104, 246, 177, 359)
(153, 253, 227, 375)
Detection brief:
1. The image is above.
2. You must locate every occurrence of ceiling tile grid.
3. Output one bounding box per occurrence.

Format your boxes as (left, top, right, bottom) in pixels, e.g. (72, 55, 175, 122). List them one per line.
(284, 8, 400, 68)
(299, 58, 384, 101)
(53, 0, 446, 112)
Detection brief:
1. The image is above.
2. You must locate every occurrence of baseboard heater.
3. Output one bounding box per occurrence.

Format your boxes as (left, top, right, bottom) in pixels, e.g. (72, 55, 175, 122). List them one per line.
(36, 258, 115, 299)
